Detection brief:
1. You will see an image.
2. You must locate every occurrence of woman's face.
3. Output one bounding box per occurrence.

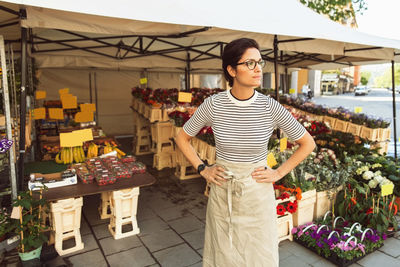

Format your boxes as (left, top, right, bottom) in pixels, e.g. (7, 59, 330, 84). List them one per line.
(229, 47, 263, 88)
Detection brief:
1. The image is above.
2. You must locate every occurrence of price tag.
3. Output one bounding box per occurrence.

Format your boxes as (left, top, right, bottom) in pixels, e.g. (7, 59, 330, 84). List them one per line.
(74, 111, 94, 123)
(80, 103, 96, 112)
(267, 153, 278, 168)
(178, 92, 192, 103)
(73, 129, 93, 142)
(48, 108, 64, 120)
(354, 107, 363, 113)
(59, 88, 69, 95)
(32, 108, 46, 120)
(140, 78, 148, 84)
(381, 183, 394, 197)
(280, 137, 287, 152)
(35, 90, 46, 100)
(10, 206, 21, 219)
(289, 88, 296, 94)
(61, 94, 77, 109)
(60, 132, 83, 147)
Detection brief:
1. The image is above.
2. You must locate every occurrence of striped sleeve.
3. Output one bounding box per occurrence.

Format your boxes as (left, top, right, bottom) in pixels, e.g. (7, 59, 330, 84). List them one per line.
(267, 97, 306, 141)
(183, 96, 213, 137)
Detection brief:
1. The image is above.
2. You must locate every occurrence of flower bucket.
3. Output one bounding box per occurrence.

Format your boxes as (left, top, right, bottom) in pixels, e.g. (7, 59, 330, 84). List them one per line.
(19, 245, 42, 261)
(293, 189, 316, 227)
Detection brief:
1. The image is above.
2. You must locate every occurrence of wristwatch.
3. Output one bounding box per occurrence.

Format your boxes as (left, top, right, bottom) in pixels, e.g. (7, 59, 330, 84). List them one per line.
(197, 163, 206, 174)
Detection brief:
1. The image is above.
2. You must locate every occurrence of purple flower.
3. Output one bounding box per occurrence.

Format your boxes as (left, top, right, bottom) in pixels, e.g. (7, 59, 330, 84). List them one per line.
(382, 233, 387, 240)
(316, 241, 324, 248)
(291, 227, 298, 235)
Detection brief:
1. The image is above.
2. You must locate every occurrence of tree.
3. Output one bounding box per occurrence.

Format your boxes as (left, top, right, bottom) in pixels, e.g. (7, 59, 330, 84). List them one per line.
(360, 70, 371, 85)
(374, 64, 400, 88)
(300, 0, 367, 24)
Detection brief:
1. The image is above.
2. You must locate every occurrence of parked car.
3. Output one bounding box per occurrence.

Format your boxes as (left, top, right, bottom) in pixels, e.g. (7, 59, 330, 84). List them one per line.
(354, 86, 368, 96)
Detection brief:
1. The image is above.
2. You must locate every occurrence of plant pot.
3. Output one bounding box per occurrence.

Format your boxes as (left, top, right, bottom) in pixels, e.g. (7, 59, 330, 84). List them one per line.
(292, 189, 316, 227)
(18, 245, 42, 262)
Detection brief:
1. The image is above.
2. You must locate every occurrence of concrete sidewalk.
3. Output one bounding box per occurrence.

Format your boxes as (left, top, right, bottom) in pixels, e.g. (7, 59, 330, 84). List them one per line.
(5, 154, 400, 267)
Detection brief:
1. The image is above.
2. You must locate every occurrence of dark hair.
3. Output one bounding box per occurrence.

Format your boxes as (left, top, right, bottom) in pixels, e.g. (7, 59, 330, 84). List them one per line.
(222, 38, 260, 87)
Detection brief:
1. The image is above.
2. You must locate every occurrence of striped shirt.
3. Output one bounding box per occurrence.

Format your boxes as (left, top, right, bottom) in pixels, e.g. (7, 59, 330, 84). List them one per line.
(183, 90, 306, 163)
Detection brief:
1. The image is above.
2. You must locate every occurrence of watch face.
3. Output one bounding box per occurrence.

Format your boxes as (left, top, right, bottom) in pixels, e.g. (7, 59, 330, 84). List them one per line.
(197, 164, 206, 174)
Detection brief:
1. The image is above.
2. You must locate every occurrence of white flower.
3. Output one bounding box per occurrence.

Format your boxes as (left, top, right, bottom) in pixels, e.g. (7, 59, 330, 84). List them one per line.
(362, 171, 374, 180)
(368, 179, 379, 189)
(374, 170, 382, 177)
(374, 175, 384, 184)
(379, 179, 394, 187)
(371, 163, 382, 169)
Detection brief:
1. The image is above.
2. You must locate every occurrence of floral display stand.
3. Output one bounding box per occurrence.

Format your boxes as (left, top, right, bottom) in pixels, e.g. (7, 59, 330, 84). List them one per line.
(293, 189, 316, 227)
(276, 196, 296, 243)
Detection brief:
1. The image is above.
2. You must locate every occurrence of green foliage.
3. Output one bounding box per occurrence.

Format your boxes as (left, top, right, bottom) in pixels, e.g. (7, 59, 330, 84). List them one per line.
(360, 70, 371, 85)
(374, 64, 400, 88)
(11, 190, 48, 253)
(300, 0, 367, 23)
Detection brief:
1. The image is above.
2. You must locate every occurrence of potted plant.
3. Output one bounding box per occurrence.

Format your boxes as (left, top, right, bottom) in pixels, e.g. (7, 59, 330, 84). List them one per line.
(11, 190, 48, 263)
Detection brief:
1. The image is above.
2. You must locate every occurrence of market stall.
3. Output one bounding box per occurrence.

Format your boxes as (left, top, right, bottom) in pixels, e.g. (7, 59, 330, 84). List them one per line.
(1, 0, 400, 264)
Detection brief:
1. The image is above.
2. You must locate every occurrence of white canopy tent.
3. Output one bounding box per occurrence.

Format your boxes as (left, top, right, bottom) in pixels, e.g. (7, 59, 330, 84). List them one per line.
(1, 0, 400, 194)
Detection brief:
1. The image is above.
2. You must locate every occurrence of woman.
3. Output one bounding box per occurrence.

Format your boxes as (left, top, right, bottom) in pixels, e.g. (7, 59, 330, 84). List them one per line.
(175, 38, 315, 267)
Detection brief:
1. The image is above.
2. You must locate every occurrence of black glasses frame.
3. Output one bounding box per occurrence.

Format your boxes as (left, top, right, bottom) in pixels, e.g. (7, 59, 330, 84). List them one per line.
(236, 59, 266, 70)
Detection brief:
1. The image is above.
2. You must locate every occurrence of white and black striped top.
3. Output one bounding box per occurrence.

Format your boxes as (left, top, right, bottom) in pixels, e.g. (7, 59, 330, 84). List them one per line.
(183, 90, 306, 163)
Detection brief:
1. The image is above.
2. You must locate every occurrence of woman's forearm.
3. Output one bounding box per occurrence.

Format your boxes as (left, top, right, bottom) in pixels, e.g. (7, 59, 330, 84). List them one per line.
(175, 130, 204, 169)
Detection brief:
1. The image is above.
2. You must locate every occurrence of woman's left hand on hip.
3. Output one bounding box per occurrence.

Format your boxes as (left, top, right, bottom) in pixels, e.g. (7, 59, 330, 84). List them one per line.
(251, 167, 281, 183)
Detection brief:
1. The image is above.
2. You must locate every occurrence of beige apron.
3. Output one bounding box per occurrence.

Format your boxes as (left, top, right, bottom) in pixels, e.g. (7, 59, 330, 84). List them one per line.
(203, 158, 279, 267)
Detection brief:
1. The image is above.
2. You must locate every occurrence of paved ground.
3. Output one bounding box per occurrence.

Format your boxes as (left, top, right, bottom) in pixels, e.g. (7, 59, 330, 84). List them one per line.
(29, 153, 398, 267)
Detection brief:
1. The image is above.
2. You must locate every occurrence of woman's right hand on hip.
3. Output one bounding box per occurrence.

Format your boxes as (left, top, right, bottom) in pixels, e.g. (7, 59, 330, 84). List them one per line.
(200, 165, 227, 186)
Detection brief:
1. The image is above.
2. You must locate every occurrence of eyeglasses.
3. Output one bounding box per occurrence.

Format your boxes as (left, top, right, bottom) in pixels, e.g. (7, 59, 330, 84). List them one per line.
(236, 59, 266, 70)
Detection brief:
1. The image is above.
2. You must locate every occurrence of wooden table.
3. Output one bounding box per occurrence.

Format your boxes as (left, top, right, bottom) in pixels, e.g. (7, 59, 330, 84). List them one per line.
(43, 172, 156, 201)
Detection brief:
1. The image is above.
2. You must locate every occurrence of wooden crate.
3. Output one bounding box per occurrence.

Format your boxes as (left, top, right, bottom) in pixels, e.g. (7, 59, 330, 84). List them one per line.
(333, 119, 348, 132)
(175, 147, 201, 180)
(346, 122, 362, 136)
(370, 141, 389, 155)
(277, 213, 293, 243)
(323, 116, 337, 129)
(378, 128, 391, 141)
(133, 135, 153, 155)
(292, 189, 316, 227)
(360, 126, 379, 141)
(153, 152, 176, 170)
(146, 107, 163, 123)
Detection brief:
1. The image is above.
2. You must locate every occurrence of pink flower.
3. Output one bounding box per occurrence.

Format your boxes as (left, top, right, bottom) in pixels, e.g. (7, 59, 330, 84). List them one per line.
(291, 227, 298, 235)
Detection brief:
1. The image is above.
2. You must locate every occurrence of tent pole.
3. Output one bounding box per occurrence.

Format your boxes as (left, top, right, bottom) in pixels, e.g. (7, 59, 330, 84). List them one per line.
(273, 35, 279, 101)
(391, 60, 397, 159)
(0, 36, 18, 199)
(18, 27, 27, 192)
(89, 72, 92, 103)
(94, 72, 99, 123)
(186, 52, 191, 90)
(285, 67, 288, 94)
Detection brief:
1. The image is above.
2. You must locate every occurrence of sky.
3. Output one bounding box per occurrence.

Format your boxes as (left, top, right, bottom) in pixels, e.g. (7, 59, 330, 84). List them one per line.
(356, 0, 400, 41)
(355, 1, 399, 74)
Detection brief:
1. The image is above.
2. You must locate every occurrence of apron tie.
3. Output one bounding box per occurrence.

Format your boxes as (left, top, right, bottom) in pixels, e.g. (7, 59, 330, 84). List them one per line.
(224, 171, 246, 248)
